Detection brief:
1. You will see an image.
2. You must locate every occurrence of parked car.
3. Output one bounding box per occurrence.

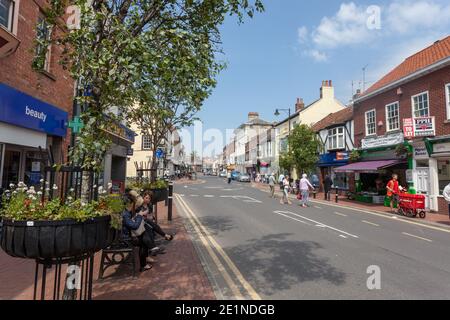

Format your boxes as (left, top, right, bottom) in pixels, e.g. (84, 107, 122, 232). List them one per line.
(219, 171, 227, 178)
(238, 173, 251, 182)
(231, 171, 241, 180)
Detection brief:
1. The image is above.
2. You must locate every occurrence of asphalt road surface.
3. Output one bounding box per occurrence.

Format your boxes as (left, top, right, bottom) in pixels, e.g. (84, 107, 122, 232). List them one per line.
(174, 176, 450, 300)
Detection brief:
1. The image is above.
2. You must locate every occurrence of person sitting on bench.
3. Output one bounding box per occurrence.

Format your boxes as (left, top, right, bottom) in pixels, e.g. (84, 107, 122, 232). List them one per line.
(138, 191, 174, 242)
(122, 190, 165, 272)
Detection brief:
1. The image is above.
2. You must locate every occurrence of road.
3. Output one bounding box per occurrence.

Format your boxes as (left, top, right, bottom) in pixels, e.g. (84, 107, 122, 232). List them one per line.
(174, 176, 450, 300)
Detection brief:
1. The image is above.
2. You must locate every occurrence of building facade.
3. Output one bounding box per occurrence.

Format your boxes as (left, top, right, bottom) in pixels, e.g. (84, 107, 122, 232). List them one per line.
(351, 36, 450, 212)
(0, 0, 74, 190)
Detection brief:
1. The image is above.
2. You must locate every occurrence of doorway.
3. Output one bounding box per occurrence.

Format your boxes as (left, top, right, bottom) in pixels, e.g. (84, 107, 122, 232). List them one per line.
(1, 148, 22, 189)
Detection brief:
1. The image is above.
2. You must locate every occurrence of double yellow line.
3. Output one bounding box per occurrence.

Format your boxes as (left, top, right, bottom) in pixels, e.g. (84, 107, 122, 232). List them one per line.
(174, 194, 261, 300)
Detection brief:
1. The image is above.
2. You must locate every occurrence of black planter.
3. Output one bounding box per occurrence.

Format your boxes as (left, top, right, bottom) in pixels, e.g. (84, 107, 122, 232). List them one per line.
(0, 216, 113, 260)
(150, 188, 168, 203)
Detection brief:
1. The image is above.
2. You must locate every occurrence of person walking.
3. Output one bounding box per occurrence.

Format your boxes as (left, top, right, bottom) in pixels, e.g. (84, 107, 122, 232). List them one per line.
(280, 175, 292, 205)
(324, 175, 333, 201)
(386, 174, 401, 213)
(299, 174, 314, 207)
(443, 182, 450, 219)
(269, 173, 276, 198)
(227, 170, 232, 184)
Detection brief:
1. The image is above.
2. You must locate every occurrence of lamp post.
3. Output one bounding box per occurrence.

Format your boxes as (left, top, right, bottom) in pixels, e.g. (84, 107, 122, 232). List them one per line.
(274, 108, 292, 150)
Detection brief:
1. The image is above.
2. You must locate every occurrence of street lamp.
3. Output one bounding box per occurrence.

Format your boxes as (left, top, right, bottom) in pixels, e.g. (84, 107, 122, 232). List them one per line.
(274, 107, 292, 149)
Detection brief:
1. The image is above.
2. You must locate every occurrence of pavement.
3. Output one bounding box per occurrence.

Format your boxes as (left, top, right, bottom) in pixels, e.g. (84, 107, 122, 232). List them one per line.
(175, 176, 450, 299)
(0, 200, 215, 300)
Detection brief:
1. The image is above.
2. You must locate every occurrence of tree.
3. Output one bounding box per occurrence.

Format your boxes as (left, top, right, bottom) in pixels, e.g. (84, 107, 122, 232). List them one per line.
(279, 124, 321, 176)
(33, 0, 264, 171)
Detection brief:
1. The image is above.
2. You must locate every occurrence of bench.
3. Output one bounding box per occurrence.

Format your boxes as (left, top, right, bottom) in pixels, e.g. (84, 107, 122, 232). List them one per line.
(98, 232, 139, 279)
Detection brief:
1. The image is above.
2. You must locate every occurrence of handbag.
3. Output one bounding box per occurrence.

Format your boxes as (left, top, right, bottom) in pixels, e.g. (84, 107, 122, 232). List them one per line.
(131, 219, 146, 237)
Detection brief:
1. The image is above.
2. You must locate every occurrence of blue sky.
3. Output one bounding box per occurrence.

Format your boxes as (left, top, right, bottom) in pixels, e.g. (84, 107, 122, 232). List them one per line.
(185, 0, 450, 156)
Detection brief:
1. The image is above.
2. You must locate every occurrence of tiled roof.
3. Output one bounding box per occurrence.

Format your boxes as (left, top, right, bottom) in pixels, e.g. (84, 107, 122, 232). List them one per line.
(362, 35, 450, 97)
(312, 107, 353, 132)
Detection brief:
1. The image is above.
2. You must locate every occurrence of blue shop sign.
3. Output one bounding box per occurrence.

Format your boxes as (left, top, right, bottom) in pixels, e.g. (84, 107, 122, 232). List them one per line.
(0, 83, 68, 137)
(318, 151, 349, 167)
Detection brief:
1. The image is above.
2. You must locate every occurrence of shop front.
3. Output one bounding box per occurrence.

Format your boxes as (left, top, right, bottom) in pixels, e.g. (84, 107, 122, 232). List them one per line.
(335, 132, 408, 205)
(317, 151, 350, 190)
(0, 83, 68, 191)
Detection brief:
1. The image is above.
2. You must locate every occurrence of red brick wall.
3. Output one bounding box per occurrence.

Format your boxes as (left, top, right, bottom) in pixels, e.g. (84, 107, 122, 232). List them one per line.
(354, 65, 450, 146)
(0, 0, 74, 160)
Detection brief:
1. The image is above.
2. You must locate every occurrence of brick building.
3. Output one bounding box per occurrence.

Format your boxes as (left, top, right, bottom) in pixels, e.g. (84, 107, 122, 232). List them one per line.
(0, 0, 74, 190)
(349, 35, 450, 213)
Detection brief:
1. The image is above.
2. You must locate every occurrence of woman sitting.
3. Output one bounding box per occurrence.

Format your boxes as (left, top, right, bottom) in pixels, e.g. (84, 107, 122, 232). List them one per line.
(122, 190, 164, 272)
(138, 191, 174, 241)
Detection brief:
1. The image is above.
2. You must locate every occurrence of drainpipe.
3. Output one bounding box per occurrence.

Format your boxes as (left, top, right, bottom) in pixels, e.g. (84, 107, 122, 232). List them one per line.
(405, 141, 416, 194)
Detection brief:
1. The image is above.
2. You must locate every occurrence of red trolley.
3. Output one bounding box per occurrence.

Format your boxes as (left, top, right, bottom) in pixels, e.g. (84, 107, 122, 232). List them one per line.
(397, 193, 426, 219)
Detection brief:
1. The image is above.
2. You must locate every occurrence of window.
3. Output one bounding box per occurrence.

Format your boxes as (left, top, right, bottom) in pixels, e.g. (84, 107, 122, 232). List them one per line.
(386, 102, 400, 131)
(412, 92, 429, 118)
(267, 141, 272, 157)
(446, 84, 450, 120)
(328, 127, 345, 150)
(35, 16, 52, 72)
(365, 110, 376, 136)
(142, 135, 151, 150)
(0, 0, 12, 30)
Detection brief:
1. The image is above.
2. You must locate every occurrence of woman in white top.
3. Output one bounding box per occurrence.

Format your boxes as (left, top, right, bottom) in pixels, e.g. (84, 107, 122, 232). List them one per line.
(280, 175, 292, 205)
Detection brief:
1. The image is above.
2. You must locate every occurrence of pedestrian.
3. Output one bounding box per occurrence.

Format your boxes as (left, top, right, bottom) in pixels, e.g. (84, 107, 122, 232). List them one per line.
(227, 170, 232, 184)
(278, 172, 285, 191)
(386, 174, 401, 213)
(269, 173, 276, 198)
(280, 175, 292, 205)
(299, 174, 314, 207)
(324, 175, 333, 201)
(443, 182, 450, 219)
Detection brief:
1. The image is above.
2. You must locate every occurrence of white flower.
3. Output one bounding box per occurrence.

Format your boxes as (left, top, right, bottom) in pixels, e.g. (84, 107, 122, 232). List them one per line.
(37, 191, 43, 196)
(52, 184, 58, 190)
(39, 179, 44, 183)
(29, 195, 37, 200)
(69, 188, 75, 193)
(93, 185, 97, 189)
(45, 181, 50, 185)
(12, 191, 17, 195)
(67, 196, 73, 201)
(45, 188, 50, 192)
(9, 183, 14, 189)
(18, 181, 25, 187)
(107, 182, 113, 189)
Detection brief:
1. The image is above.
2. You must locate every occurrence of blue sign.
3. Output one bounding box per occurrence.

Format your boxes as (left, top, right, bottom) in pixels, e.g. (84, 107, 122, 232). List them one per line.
(156, 148, 164, 159)
(318, 152, 349, 167)
(0, 83, 68, 137)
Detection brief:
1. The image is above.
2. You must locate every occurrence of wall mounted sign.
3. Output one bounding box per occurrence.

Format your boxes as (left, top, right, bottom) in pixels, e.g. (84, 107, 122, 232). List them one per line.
(361, 132, 404, 149)
(403, 117, 436, 138)
(0, 83, 68, 137)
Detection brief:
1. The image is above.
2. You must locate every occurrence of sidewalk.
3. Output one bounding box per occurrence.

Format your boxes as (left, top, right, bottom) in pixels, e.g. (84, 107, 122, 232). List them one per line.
(251, 182, 450, 227)
(0, 201, 215, 300)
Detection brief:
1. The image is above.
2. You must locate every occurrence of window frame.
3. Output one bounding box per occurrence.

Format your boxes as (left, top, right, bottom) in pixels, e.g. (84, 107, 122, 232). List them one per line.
(385, 101, 400, 132)
(141, 135, 152, 150)
(411, 91, 430, 118)
(446, 84, 450, 120)
(365, 109, 376, 137)
(327, 126, 345, 150)
(0, 0, 12, 31)
(35, 15, 53, 73)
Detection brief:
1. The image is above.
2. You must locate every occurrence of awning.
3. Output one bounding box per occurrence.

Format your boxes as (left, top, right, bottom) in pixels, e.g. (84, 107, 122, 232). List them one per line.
(334, 160, 404, 173)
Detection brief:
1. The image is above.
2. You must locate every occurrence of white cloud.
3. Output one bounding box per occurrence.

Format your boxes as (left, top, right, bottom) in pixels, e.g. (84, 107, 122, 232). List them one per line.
(298, 26, 309, 44)
(387, 0, 450, 34)
(311, 2, 375, 49)
(304, 49, 328, 62)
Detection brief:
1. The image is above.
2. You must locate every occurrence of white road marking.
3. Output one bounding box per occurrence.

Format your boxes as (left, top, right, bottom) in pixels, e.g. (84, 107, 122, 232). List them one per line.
(314, 206, 322, 209)
(274, 212, 310, 225)
(391, 216, 399, 219)
(190, 195, 199, 197)
(339, 235, 347, 239)
(219, 195, 262, 203)
(204, 195, 214, 198)
(402, 232, 433, 243)
(334, 212, 347, 217)
(274, 210, 359, 239)
(362, 220, 380, 227)
(179, 194, 185, 197)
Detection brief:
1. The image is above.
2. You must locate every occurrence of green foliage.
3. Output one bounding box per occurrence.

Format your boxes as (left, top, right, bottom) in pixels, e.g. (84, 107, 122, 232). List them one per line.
(283, 124, 321, 174)
(128, 179, 168, 191)
(32, 0, 264, 172)
(349, 149, 361, 162)
(395, 144, 412, 158)
(1, 183, 124, 229)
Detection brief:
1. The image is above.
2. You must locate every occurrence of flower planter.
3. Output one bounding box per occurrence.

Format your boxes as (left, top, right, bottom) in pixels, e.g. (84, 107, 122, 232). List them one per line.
(0, 216, 114, 260)
(149, 188, 168, 203)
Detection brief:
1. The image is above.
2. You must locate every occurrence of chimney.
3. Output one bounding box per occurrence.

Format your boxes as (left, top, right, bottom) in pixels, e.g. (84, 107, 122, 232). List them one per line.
(320, 80, 334, 100)
(353, 89, 361, 100)
(248, 112, 259, 121)
(295, 98, 305, 112)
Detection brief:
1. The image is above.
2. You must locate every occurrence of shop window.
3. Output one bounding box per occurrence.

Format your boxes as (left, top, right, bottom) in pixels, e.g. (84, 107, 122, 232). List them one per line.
(438, 159, 450, 195)
(385, 102, 399, 131)
(142, 135, 152, 150)
(446, 84, 450, 120)
(412, 92, 429, 118)
(365, 109, 376, 136)
(35, 15, 52, 72)
(328, 127, 345, 150)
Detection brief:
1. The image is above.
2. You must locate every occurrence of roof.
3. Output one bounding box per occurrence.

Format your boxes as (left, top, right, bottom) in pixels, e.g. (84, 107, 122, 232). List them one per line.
(312, 107, 353, 132)
(237, 117, 272, 130)
(361, 35, 450, 98)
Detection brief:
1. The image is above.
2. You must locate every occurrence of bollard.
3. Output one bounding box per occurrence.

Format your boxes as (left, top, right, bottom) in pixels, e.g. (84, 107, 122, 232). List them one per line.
(335, 187, 339, 203)
(168, 183, 173, 221)
(313, 189, 316, 199)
